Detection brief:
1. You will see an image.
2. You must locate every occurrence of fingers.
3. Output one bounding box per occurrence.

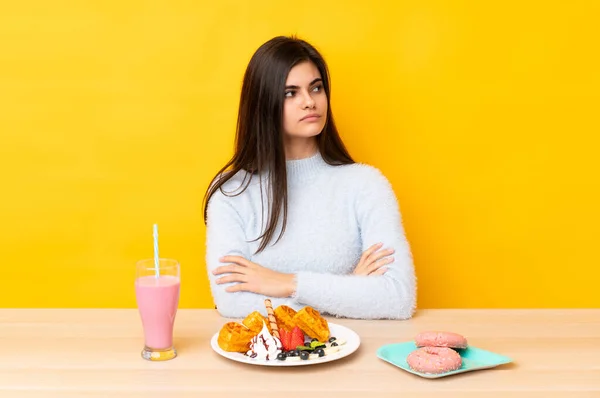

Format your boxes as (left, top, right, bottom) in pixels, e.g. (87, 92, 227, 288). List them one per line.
(212, 264, 245, 275)
(367, 256, 394, 274)
(225, 283, 251, 293)
(370, 267, 388, 276)
(216, 273, 248, 285)
(360, 243, 383, 264)
(219, 256, 254, 268)
(354, 244, 388, 276)
(365, 247, 395, 265)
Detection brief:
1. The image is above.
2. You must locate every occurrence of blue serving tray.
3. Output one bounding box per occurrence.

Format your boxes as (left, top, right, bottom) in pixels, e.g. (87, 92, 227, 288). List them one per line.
(377, 341, 512, 378)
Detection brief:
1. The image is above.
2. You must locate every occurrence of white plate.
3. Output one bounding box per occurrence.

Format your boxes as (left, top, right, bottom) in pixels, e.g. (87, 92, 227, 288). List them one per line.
(210, 323, 360, 367)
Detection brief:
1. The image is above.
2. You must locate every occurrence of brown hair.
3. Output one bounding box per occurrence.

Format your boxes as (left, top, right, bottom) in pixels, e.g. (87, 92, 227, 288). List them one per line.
(203, 36, 354, 253)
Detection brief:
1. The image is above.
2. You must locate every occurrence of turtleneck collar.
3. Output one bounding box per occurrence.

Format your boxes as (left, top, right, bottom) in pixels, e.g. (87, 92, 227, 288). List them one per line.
(285, 151, 328, 184)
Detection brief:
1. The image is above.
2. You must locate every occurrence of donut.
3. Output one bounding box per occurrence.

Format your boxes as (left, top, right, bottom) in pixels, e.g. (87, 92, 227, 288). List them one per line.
(415, 331, 468, 349)
(406, 346, 462, 374)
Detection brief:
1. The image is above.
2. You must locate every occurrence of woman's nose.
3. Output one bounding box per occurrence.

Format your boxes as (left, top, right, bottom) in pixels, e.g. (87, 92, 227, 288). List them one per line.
(302, 91, 316, 109)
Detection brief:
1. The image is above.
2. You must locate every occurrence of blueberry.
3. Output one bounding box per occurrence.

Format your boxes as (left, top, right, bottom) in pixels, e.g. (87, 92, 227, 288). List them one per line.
(300, 351, 309, 360)
(286, 350, 295, 357)
(331, 342, 338, 347)
(311, 338, 319, 343)
(293, 349, 300, 356)
(277, 352, 286, 361)
(328, 337, 337, 343)
(315, 348, 325, 357)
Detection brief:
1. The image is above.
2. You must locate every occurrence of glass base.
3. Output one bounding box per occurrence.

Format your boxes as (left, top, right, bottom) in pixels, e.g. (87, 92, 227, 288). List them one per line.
(141, 346, 177, 361)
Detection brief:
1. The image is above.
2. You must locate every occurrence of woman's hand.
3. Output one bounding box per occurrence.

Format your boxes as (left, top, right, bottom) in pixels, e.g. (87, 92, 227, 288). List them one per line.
(213, 256, 296, 298)
(353, 243, 395, 276)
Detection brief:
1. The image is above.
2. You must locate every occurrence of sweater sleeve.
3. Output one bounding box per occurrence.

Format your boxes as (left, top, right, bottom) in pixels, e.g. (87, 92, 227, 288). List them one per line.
(293, 167, 417, 319)
(205, 190, 293, 318)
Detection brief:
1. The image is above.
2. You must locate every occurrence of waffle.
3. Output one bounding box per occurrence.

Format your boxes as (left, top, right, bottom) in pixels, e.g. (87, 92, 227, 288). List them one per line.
(217, 322, 255, 353)
(292, 306, 330, 342)
(274, 305, 297, 332)
(242, 311, 272, 334)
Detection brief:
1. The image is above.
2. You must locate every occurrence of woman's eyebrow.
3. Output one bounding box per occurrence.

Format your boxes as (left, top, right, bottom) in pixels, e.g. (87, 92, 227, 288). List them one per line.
(285, 78, 323, 89)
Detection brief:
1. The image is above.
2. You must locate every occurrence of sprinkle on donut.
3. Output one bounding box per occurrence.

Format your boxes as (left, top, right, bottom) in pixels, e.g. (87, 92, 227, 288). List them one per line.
(415, 331, 468, 349)
(407, 346, 462, 374)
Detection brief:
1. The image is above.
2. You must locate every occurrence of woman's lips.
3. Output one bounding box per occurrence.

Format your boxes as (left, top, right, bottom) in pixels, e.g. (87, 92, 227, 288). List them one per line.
(300, 114, 321, 122)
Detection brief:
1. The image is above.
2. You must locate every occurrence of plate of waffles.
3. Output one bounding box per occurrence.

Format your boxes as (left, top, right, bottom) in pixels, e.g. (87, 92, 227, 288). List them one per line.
(211, 300, 361, 366)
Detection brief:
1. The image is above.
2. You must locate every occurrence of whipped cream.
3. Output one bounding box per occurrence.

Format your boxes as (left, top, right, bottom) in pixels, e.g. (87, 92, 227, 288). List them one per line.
(246, 322, 282, 360)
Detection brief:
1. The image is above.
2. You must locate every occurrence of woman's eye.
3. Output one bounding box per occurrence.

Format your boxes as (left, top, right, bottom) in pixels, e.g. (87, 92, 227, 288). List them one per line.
(312, 85, 323, 92)
(285, 91, 295, 97)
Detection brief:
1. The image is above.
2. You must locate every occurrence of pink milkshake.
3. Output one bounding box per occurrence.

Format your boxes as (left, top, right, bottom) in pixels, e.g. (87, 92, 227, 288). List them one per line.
(135, 275, 180, 349)
(135, 257, 180, 361)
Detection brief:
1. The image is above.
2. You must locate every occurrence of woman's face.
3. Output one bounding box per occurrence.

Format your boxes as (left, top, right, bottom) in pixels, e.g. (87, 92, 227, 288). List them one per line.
(282, 61, 328, 140)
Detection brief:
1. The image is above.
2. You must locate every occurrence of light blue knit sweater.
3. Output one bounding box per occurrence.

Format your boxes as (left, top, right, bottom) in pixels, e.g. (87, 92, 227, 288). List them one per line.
(205, 152, 416, 319)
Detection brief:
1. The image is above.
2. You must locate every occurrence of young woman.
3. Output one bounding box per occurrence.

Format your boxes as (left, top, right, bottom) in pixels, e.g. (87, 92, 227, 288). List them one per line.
(204, 36, 416, 319)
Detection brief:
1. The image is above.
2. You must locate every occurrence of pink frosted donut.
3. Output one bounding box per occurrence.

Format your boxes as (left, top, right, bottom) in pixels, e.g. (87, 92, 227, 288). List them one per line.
(407, 346, 462, 374)
(415, 331, 468, 349)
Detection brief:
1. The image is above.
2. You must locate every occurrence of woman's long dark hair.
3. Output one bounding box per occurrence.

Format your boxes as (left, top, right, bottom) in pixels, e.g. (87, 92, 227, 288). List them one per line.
(203, 36, 354, 253)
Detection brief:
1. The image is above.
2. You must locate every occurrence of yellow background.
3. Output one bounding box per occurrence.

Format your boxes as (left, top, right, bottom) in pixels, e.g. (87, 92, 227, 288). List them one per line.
(1, 1, 598, 309)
